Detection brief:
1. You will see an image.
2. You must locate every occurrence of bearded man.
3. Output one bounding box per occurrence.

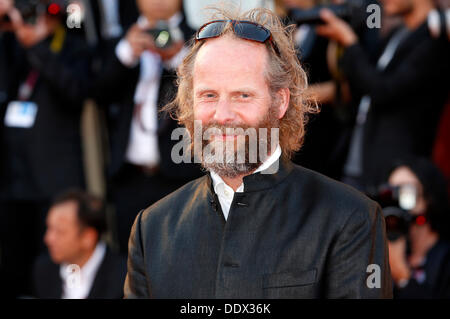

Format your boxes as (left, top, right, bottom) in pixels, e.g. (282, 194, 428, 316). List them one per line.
(124, 7, 393, 299)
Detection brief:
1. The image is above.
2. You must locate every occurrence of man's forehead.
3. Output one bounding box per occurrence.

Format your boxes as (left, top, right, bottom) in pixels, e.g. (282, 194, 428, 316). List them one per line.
(192, 36, 270, 88)
(194, 35, 269, 70)
(48, 201, 78, 221)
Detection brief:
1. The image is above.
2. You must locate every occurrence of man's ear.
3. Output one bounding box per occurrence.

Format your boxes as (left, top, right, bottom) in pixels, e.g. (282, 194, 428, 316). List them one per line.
(276, 88, 290, 119)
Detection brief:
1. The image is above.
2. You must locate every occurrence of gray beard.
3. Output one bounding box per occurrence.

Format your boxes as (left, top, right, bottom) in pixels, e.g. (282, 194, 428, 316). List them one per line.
(203, 153, 262, 178)
(198, 103, 279, 178)
(201, 134, 271, 178)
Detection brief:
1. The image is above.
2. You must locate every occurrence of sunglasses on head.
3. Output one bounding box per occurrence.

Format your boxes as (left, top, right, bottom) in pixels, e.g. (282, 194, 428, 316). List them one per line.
(195, 20, 280, 56)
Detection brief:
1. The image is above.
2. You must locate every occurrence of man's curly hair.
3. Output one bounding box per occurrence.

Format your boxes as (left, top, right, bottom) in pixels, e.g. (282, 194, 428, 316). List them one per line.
(164, 6, 317, 159)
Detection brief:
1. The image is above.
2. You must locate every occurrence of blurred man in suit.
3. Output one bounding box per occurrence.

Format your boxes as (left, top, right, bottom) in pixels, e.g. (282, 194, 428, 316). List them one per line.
(92, 0, 203, 254)
(33, 189, 126, 299)
(0, 0, 90, 298)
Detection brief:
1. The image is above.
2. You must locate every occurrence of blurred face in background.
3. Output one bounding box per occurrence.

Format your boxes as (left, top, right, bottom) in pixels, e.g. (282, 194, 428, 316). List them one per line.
(136, 0, 182, 21)
(281, 0, 316, 9)
(44, 201, 93, 265)
(380, 0, 415, 16)
(388, 166, 427, 216)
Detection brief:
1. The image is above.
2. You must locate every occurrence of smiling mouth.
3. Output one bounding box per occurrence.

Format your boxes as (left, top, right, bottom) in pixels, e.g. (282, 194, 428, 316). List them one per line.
(211, 134, 241, 141)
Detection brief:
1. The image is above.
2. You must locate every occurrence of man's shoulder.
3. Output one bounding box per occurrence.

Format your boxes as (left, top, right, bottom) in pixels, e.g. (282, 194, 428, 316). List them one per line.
(286, 164, 383, 241)
(288, 163, 380, 216)
(33, 253, 58, 272)
(102, 247, 127, 274)
(140, 175, 209, 220)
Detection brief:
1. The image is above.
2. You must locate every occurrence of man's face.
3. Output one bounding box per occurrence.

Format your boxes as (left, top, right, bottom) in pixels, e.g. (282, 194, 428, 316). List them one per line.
(44, 201, 86, 264)
(380, 0, 415, 16)
(136, 0, 181, 21)
(192, 35, 280, 176)
(281, 0, 315, 10)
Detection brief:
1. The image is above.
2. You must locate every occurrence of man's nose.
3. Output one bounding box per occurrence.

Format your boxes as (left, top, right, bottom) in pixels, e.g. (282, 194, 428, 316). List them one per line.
(213, 98, 236, 124)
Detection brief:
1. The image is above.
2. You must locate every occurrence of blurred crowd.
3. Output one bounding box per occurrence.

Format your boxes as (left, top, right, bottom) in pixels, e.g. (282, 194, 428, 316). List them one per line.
(0, 0, 449, 299)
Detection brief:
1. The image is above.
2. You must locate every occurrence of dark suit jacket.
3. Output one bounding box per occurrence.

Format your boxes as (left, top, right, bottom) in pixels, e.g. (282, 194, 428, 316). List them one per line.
(337, 22, 450, 190)
(0, 31, 90, 200)
(33, 248, 126, 299)
(125, 159, 393, 298)
(91, 13, 202, 183)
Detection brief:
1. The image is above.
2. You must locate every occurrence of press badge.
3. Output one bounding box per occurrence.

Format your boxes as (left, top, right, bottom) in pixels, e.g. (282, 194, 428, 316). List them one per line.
(4, 101, 38, 128)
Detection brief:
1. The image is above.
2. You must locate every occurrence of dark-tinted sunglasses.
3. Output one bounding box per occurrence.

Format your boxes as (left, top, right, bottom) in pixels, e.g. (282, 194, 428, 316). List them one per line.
(195, 20, 280, 55)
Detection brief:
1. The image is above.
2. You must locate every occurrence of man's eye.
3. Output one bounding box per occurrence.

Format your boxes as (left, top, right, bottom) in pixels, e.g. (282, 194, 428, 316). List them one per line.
(201, 93, 216, 99)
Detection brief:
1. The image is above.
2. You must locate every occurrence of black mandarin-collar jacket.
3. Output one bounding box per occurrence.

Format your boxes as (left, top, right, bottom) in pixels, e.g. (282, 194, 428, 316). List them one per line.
(124, 159, 393, 298)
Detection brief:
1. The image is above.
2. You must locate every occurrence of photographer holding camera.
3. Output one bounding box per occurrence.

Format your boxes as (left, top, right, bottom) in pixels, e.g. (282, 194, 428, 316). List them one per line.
(314, 0, 450, 193)
(0, 0, 91, 298)
(92, 0, 203, 255)
(380, 158, 450, 298)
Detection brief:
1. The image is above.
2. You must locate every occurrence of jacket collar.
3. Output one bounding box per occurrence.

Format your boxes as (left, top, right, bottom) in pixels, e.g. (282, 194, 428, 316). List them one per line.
(206, 157, 294, 194)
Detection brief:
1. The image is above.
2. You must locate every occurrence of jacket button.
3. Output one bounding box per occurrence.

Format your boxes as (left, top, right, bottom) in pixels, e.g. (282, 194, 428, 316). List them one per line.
(224, 261, 240, 268)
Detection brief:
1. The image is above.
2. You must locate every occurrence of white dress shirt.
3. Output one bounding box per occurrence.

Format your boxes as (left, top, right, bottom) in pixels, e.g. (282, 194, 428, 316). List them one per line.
(115, 13, 188, 167)
(98, 0, 123, 39)
(210, 145, 282, 220)
(60, 241, 107, 299)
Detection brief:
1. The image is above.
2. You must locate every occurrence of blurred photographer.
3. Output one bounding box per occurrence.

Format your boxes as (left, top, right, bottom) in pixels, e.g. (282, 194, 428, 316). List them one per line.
(92, 0, 203, 255)
(274, 0, 338, 176)
(0, 0, 91, 298)
(378, 158, 450, 298)
(315, 0, 450, 193)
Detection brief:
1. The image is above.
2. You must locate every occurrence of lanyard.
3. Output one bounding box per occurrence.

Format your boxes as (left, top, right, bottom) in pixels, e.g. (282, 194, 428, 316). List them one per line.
(17, 24, 66, 101)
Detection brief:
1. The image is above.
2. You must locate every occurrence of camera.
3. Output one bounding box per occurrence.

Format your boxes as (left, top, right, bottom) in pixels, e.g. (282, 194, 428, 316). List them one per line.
(288, 0, 371, 29)
(0, 0, 65, 25)
(145, 20, 183, 50)
(371, 184, 418, 241)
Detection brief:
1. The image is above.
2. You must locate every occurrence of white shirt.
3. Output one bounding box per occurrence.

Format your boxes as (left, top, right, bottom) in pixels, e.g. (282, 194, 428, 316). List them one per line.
(98, 0, 123, 39)
(60, 241, 107, 299)
(115, 13, 188, 167)
(210, 145, 282, 220)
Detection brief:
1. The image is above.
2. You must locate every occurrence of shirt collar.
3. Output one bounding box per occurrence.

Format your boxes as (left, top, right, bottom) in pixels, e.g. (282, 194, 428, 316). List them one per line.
(60, 241, 107, 282)
(210, 144, 282, 194)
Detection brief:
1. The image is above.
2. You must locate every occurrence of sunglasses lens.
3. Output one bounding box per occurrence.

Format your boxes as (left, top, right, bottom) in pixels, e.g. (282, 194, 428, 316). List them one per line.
(234, 22, 270, 42)
(197, 21, 226, 40)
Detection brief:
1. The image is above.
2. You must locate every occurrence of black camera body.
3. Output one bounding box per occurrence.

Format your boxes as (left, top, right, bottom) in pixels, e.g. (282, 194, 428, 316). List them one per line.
(146, 27, 173, 49)
(145, 20, 184, 50)
(289, 0, 371, 29)
(382, 207, 412, 241)
(1, 0, 65, 25)
(371, 184, 418, 241)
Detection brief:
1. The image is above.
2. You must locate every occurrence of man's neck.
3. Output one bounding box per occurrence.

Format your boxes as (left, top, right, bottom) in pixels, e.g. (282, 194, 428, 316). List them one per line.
(69, 246, 96, 269)
(409, 224, 439, 267)
(217, 145, 281, 191)
(402, 1, 433, 30)
(144, 11, 180, 27)
(221, 174, 247, 192)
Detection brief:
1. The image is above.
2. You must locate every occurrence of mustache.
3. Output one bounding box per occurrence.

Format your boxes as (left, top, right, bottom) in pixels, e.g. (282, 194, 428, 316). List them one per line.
(202, 122, 255, 132)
